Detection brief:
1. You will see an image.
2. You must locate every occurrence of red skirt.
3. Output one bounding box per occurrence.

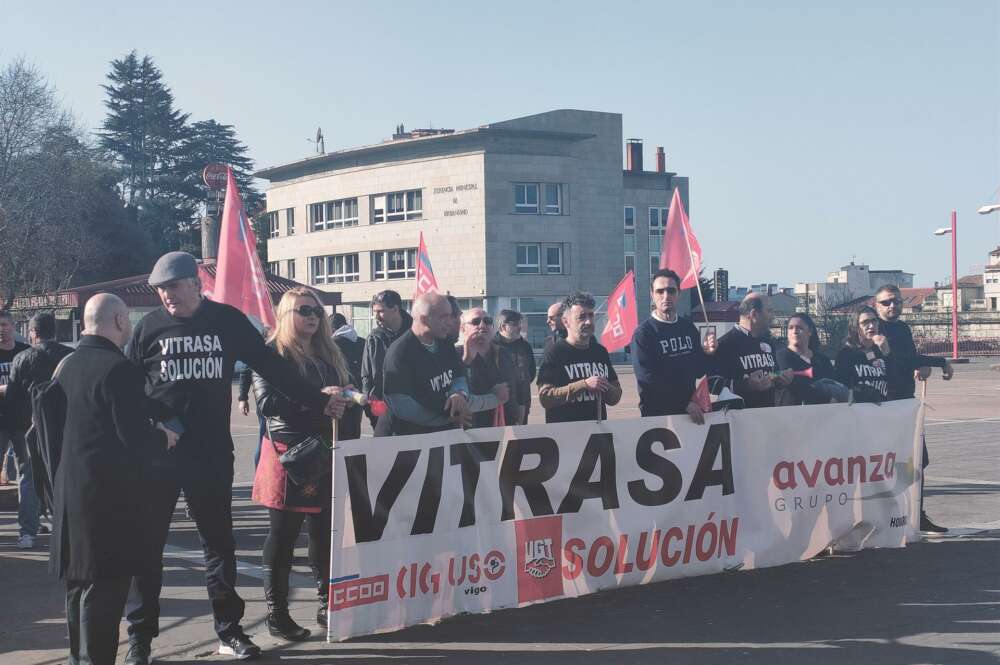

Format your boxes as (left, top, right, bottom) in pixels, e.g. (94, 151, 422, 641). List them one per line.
(252, 436, 331, 514)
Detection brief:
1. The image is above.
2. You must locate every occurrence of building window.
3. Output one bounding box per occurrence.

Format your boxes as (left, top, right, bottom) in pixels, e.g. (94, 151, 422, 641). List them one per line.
(650, 255, 660, 277)
(624, 206, 635, 253)
(309, 198, 358, 231)
(514, 184, 539, 214)
(372, 248, 417, 280)
(544, 184, 561, 214)
(286, 259, 296, 281)
(545, 245, 563, 274)
(515, 244, 540, 273)
(515, 243, 564, 274)
(266, 211, 279, 239)
(649, 207, 667, 256)
(372, 190, 422, 224)
(286, 208, 295, 235)
(625, 253, 636, 276)
(311, 254, 359, 284)
(266, 261, 279, 275)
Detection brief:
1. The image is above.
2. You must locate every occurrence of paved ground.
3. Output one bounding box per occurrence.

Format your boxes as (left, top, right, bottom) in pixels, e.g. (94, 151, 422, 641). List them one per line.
(3, 359, 1000, 665)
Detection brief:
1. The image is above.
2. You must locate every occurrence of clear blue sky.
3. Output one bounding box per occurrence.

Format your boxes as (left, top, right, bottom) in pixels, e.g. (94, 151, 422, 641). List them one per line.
(5, 1, 998, 288)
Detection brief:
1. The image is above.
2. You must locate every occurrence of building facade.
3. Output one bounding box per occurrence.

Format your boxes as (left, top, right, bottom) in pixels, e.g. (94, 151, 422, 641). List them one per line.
(795, 261, 914, 312)
(256, 110, 688, 351)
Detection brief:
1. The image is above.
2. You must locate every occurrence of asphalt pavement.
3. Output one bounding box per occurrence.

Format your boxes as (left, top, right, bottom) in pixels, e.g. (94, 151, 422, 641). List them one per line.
(3, 359, 999, 665)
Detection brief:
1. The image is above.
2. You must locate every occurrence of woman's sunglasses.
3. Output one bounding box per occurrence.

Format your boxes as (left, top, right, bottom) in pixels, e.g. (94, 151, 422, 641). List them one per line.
(295, 305, 325, 318)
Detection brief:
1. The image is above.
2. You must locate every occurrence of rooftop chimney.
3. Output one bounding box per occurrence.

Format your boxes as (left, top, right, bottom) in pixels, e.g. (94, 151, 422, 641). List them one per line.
(656, 146, 666, 173)
(626, 139, 643, 172)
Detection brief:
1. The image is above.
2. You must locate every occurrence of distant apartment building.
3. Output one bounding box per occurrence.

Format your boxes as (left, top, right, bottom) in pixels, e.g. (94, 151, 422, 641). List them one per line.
(795, 261, 914, 312)
(255, 110, 688, 351)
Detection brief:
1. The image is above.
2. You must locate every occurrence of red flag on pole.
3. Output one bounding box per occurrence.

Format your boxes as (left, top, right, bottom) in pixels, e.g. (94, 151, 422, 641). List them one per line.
(600, 271, 638, 352)
(659, 188, 702, 289)
(214, 167, 276, 329)
(414, 232, 439, 297)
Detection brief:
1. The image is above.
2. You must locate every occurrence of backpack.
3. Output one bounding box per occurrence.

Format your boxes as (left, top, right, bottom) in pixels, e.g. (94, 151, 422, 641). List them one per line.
(29, 355, 70, 504)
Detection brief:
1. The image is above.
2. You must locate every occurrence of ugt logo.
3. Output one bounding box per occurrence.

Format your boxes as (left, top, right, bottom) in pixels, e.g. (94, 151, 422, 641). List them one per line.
(524, 538, 555, 579)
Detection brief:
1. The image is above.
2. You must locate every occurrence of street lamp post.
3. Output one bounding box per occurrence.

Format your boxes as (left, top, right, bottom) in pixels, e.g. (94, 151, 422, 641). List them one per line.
(933, 210, 959, 360)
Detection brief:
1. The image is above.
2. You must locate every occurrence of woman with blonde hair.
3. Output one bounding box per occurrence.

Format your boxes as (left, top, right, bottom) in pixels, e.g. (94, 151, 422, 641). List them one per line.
(251, 288, 354, 640)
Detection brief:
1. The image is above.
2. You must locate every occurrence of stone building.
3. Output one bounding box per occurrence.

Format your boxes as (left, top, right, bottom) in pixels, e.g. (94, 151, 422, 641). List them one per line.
(255, 110, 688, 351)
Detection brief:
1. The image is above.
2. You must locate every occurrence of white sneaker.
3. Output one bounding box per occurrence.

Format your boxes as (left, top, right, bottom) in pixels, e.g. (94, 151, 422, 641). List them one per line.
(17, 534, 35, 549)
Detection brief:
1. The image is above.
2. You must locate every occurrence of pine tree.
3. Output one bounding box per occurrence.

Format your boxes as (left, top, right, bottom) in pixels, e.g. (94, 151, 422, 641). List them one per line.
(178, 119, 261, 212)
(99, 52, 194, 252)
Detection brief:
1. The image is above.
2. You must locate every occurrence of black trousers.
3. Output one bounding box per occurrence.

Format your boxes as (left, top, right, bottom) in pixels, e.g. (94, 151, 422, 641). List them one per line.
(262, 507, 331, 584)
(125, 455, 245, 643)
(66, 577, 131, 665)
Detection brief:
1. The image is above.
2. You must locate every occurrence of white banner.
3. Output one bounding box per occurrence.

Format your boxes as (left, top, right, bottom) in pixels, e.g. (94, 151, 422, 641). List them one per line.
(327, 400, 923, 640)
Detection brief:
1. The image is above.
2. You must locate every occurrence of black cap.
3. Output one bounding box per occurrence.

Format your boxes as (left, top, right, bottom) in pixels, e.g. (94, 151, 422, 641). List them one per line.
(149, 252, 199, 286)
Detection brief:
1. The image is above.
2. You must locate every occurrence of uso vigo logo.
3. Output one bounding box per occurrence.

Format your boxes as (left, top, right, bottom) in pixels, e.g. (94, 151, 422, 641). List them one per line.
(514, 515, 564, 604)
(329, 574, 390, 611)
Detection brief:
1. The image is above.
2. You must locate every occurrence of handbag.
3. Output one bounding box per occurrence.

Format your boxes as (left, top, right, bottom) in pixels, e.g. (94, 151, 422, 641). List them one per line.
(265, 417, 332, 487)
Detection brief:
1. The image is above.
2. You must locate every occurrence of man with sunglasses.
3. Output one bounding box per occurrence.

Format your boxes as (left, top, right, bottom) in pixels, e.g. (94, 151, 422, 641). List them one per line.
(361, 290, 412, 434)
(874, 284, 953, 533)
(123, 252, 345, 663)
(543, 301, 568, 353)
(458, 308, 517, 428)
(632, 269, 712, 423)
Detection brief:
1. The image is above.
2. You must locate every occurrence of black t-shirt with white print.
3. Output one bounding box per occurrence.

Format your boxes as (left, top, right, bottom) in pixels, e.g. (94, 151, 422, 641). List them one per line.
(129, 298, 327, 458)
(835, 346, 892, 401)
(536, 338, 618, 423)
(0, 342, 30, 430)
(383, 329, 466, 436)
(715, 326, 777, 409)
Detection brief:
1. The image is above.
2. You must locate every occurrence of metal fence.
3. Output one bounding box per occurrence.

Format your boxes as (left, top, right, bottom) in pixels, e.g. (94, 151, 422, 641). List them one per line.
(914, 337, 1000, 357)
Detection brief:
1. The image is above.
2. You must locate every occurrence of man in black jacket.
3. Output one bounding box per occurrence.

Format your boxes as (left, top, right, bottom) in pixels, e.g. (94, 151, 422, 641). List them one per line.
(494, 309, 535, 424)
(361, 290, 412, 434)
(7, 313, 73, 514)
(874, 284, 953, 533)
(0, 309, 33, 548)
(52, 293, 178, 665)
(123, 252, 342, 663)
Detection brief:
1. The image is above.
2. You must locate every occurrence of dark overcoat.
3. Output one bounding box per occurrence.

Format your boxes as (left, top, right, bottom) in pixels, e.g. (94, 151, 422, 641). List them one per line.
(50, 335, 166, 581)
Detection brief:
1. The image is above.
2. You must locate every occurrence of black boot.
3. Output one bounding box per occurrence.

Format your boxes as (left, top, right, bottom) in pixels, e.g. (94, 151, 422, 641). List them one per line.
(316, 577, 328, 628)
(263, 566, 311, 641)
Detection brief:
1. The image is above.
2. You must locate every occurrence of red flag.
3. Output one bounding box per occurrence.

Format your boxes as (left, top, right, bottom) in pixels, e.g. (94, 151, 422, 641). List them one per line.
(600, 271, 638, 352)
(659, 188, 702, 289)
(692, 375, 712, 412)
(414, 232, 439, 296)
(215, 167, 276, 329)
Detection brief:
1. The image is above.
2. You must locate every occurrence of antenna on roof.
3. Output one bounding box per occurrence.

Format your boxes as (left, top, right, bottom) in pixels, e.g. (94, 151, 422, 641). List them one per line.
(316, 127, 324, 154)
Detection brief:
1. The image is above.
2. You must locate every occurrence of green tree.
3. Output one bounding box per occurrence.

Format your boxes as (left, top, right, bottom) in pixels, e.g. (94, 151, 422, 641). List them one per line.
(689, 268, 715, 310)
(99, 51, 194, 253)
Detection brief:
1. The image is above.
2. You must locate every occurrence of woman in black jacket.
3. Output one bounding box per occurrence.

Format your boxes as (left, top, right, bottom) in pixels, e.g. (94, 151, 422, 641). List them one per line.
(251, 288, 354, 640)
(835, 306, 895, 402)
(775, 313, 837, 405)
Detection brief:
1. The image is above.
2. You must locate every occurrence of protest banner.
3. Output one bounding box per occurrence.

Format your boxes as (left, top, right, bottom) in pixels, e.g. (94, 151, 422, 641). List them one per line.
(327, 400, 922, 640)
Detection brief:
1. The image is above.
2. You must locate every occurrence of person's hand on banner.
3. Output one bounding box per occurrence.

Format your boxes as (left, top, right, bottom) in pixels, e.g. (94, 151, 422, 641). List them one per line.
(445, 393, 469, 424)
(685, 401, 705, 425)
(702, 332, 717, 356)
(746, 370, 773, 392)
(584, 375, 610, 394)
(773, 369, 794, 387)
(492, 382, 510, 404)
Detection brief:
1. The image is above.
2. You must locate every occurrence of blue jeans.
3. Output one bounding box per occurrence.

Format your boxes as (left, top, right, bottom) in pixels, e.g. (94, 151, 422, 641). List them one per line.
(0, 430, 39, 537)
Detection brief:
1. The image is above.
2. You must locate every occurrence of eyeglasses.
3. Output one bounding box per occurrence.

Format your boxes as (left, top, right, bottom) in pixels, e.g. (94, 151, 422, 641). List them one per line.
(295, 305, 324, 318)
(467, 316, 493, 326)
(878, 299, 901, 307)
